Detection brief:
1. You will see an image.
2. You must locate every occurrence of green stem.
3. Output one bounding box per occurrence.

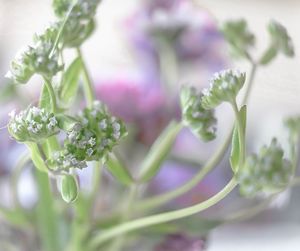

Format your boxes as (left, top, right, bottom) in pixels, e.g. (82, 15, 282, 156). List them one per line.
(135, 131, 232, 212)
(89, 161, 102, 212)
(106, 184, 139, 251)
(231, 100, 246, 165)
(76, 47, 95, 108)
(35, 169, 60, 251)
(88, 178, 237, 248)
(44, 78, 58, 113)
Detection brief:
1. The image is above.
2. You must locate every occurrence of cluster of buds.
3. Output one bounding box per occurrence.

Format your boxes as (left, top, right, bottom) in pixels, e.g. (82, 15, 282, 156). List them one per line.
(201, 69, 246, 109)
(8, 106, 59, 142)
(285, 116, 300, 142)
(237, 138, 293, 197)
(260, 20, 294, 64)
(221, 19, 255, 59)
(47, 150, 87, 171)
(180, 86, 217, 141)
(53, 0, 101, 47)
(47, 101, 127, 171)
(6, 26, 63, 84)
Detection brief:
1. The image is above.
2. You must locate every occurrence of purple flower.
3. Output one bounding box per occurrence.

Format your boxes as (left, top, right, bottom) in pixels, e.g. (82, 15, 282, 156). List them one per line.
(154, 234, 206, 251)
(95, 76, 179, 145)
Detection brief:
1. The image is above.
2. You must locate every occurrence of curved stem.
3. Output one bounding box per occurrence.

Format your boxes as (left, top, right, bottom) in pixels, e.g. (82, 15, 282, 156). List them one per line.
(135, 131, 232, 212)
(44, 78, 58, 113)
(76, 47, 95, 108)
(88, 178, 237, 248)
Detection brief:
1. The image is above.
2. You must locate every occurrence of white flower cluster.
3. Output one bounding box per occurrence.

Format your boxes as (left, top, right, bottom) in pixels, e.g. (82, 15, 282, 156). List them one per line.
(49, 151, 87, 171)
(201, 69, 246, 109)
(8, 106, 59, 142)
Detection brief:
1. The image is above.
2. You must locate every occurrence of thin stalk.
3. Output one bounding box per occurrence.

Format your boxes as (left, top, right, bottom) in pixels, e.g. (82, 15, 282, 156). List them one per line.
(135, 131, 232, 212)
(35, 169, 60, 251)
(231, 100, 246, 165)
(76, 47, 95, 107)
(106, 184, 139, 251)
(89, 161, 102, 213)
(88, 178, 237, 248)
(44, 78, 58, 113)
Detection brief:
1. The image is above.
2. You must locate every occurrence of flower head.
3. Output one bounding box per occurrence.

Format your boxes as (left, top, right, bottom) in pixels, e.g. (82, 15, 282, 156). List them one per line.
(221, 19, 255, 59)
(237, 138, 293, 197)
(8, 106, 59, 142)
(180, 86, 217, 141)
(53, 0, 101, 47)
(201, 69, 246, 109)
(268, 20, 294, 57)
(6, 25, 63, 84)
(47, 151, 87, 171)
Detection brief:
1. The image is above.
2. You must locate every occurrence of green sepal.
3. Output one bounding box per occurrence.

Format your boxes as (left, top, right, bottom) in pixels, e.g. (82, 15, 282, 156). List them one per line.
(56, 114, 79, 131)
(230, 105, 247, 173)
(105, 154, 134, 186)
(60, 174, 78, 203)
(59, 57, 82, 107)
(139, 121, 182, 182)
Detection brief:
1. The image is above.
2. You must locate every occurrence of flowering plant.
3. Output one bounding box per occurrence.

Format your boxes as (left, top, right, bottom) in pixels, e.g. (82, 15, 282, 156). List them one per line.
(0, 1, 299, 251)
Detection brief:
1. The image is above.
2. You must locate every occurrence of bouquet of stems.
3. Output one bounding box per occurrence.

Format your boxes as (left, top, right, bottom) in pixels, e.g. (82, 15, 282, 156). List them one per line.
(1, 1, 299, 251)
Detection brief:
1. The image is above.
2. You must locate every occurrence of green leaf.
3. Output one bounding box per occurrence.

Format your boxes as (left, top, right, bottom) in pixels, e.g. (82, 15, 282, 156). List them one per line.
(139, 121, 183, 182)
(59, 57, 82, 107)
(105, 154, 134, 186)
(230, 105, 247, 173)
(39, 83, 52, 111)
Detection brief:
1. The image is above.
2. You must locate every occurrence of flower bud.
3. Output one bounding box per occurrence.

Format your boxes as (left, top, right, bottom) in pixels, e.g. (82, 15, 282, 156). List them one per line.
(8, 107, 59, 142)
(60, 174, 78, 203)
(237, 138, 293, 197)
(6, 25, 63, 84)
(47, 151, 87, 171)
(180, 86, 217, 141)
(53, 0, 101, 47)
(201, 69, 246, 109)
(221, 19, 255, 59)
(268, 20, 294, 57)
(284, 116, 300, 142)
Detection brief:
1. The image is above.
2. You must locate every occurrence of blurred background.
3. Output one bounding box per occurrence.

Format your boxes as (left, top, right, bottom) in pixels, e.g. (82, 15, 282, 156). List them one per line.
(0, 0, 300, 250)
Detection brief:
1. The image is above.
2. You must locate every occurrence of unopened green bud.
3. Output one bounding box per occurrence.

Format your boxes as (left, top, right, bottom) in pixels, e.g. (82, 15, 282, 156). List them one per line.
(201, 69, 246, 109)
(8, 107, 59, 142)
(284, 116, 300, 143)
(180, 86, 217, 141)
(237, 138, 293, 197)
(60, 174, 78, 203)
(221, 19, 255, 59)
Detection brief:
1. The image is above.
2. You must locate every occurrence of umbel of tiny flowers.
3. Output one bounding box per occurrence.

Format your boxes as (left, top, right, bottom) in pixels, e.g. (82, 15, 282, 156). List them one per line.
(180, 86, 217, 141)
(201, 69, 246, 109)
(221, 19, 255, 60)
(8, 106, 59, 142)
(52, 0, 101, 47)
(47, 101, 127, 171)
(6, 26, 63, 84)
(260, 20, 295, 65)
(237, 138, 293, 197)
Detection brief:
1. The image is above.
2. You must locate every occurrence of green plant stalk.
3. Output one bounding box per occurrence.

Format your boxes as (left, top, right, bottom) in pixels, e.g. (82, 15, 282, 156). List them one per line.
(35, 169, 60, 251)
(88, 177, 237, 248)
(44, 78, 58, 113)
(133, 63, 257, 212)
(76, 47, 95, 108)
(231, 100, 246, 165)
(135, 131, 232, 212)
(107, 184, 139, 251)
